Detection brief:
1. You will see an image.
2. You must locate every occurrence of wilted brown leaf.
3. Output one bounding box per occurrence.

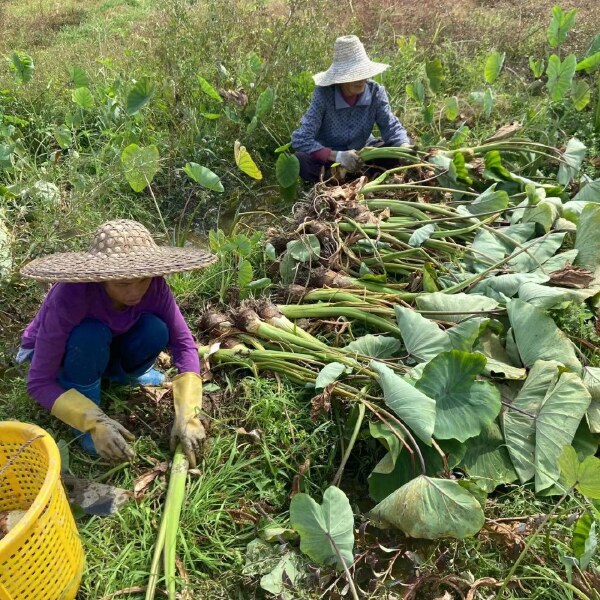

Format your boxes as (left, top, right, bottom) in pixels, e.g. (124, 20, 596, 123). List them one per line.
(310, 385, 333, 421)
(549, 265, 595, 289)
(219, 88, 248, 106)
(235, 427, 262, 443)
(133, 462, 168, 499)
(484, 121, 522, 143)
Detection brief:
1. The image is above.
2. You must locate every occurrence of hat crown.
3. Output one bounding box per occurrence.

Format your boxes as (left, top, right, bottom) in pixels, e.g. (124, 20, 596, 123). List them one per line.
(332, 35, 369, 65)
(90, 219, 157, 257)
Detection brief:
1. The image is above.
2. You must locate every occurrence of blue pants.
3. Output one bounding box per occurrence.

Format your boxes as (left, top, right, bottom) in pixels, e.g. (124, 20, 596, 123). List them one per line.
(61, 314, 169, 388)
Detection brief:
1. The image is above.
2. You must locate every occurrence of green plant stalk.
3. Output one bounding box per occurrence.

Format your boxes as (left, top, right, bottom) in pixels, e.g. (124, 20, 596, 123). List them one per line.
(361, 181, 480, 197)
(359, 146, 424, 162)
(365, 199, 465, 218)
(145, 508, 167, 600)
(164, 445, 189, 600)
(278, 304, 402, 337)
(301, 289, 392, 304)
(332, 402, 365, 487)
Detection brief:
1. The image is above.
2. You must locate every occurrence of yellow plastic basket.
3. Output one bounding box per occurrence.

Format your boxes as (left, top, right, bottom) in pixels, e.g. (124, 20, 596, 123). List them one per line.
(0, 421, 84, 600)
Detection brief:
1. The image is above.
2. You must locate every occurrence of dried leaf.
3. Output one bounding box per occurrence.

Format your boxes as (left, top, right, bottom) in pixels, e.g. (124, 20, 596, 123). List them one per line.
(484, 121, 522, 143)
(219, 87, 248, 106)
(548, 265, 595, 288)
(133, 462, 168, 498)
(310, 385, 333, 420)
(235, 427, 262, 443)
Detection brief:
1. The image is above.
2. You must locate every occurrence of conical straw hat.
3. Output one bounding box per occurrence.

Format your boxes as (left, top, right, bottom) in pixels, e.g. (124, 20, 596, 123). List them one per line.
(20, 219, 217, 282)
(313, 35, 389, 87)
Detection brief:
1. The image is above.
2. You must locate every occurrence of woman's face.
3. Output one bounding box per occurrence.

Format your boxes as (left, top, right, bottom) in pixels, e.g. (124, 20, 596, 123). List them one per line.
(103, 278, 152, 308)
(339, 79, 367, 96)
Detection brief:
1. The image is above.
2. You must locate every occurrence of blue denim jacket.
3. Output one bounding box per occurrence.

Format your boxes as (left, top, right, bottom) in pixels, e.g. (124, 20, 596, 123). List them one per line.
(291, 80, 409, 154)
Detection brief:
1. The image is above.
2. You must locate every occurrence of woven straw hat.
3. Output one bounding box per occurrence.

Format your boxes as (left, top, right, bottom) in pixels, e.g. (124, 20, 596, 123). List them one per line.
(20, 219, 217, 282)
(313, 35, 389, 87)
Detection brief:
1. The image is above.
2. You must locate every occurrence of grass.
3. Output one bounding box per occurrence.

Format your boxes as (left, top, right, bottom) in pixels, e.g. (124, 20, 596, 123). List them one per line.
(2, 0, 600, 597)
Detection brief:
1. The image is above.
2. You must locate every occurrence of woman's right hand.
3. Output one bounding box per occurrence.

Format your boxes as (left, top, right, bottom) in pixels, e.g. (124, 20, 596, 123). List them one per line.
(335, 150, 363, 172)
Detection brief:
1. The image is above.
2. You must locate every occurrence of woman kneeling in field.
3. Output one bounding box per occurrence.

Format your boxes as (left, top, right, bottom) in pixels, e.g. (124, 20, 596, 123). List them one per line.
(17, 219, 216, 466)
(292, 34, 411, 183)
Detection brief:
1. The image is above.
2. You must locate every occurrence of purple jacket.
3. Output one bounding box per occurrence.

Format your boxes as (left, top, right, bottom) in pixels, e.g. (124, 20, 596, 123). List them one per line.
(21, 277, 200, 410)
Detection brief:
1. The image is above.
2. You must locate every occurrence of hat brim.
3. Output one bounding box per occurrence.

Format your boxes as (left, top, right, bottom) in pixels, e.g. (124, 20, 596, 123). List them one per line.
(20, 247, 218, 282)
(313, 61, 389, 87)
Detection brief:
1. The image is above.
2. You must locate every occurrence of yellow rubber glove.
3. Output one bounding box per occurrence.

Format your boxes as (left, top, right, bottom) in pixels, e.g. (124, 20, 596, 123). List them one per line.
(51, 389, 135, 462)
(170, 372, 205, 468)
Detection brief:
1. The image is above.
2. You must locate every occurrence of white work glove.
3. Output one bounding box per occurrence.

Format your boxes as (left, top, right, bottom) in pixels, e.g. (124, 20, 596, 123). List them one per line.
(335, 150, 363, 172)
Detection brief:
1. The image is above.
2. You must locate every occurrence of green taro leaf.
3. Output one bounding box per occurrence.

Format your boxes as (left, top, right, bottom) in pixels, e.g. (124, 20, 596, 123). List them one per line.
(369, 475, 485, 539)
(546, 54, 577, 102)
(315, 362, 347, 390)
(547, 6, 577, 48)
(9, 51, 34, 83)
(529, 56, 545, 78)
(71, 87, 95, 110)
(275, 153, 300, 188)
(370, 361, 436, 445)
(572, 178, 600, 203)
(507, 299, 581, 373)
(289, 486, 354, 568)
(445, 96, 459, 120)
(197, 76, 222, 102)
(406, 80, 425, 104)
(126, 77, 155, 116)
(534, 373, 591, 492)
(465, 185, 509, 215)
(54, 125, 72, 149)
(286, 234, 320, 262)
(572, 512, 597, 570)
(425, 58, 445, 93)
(259, 553, 301, 599)
(416, 292, 499, 323)
(503, 360, 563, 483)
(408, 224, 435, 247)
(483, 87, 494, 117)
(558, 138, 586, 185)
(183, 162, 224, 192)
(237, 257, 253, 288)
(459, 421, 518, 492)
(576, 51, 600, 73)
(484, 51, 505, 84)
(560, 445, 600, 499)
(575, 203, 600, 272)
(255, 87, 275, 119)
(121, 144, 160, 192)
(415, 350, 501, 442)
(517, 282, 595, 309)
(583, 367, 600, 433)
(343, 335, 401, 358)
(571, 80, 591, 111)
(394, 306, 452, 363)
(67, 66, 90, 88)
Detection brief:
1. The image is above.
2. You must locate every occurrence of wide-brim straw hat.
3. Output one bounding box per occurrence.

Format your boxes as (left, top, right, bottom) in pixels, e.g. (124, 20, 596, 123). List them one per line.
(20, 219, 217, 282)
(313, 35, 389, 87)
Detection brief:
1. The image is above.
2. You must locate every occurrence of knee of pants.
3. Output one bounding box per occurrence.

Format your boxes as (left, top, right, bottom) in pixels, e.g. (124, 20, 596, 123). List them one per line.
(63, 319, 112, 381)
(134, 313, 169, 354)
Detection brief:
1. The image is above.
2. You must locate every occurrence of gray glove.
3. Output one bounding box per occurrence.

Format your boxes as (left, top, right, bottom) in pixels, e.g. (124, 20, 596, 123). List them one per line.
(335, 150, 363, 172)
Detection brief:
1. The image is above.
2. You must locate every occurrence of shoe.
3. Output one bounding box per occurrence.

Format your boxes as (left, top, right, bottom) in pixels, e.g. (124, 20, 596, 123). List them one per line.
(131, 367, 166, 386)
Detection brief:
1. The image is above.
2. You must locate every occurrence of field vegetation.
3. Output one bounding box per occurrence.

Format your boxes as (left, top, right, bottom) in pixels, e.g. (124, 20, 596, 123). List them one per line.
(1, 0, 600, 598)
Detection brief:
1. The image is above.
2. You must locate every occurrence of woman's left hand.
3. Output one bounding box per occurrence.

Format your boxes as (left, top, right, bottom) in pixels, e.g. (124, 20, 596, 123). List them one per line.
(170, 372, 206, 467)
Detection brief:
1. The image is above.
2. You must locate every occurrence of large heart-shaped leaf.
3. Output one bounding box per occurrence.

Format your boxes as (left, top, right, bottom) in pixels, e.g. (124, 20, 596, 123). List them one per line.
(575, 203, 600, 273)
(289, 486, 354, 568)
(315, 362, 347, 390)
(559, 446, 600, 499)
(275, 153, 300, 188)
(394, 306, 451, 363)
(9, 51, 34, 83)
(460, 421, 518, 492)
(68, 66, 89, 88)
(507, 299, 581, 373)
(572, 178, 600, 203)
(416, 293, 499, 323)
(71, 86, 95, 110)
(558, 138, 586, 185)
(408, 224, 435, 247)
(425, 58, 444, 93)
(546, 54, 577, 101)
(255, 87, 275, 119)
(484, 51, 505, 84)
(286, 235, 320, 262)
(371, 361, 436, 445)
(472, 272, 549, 301)
(547, 5, 577, 48)
(126, 77, 155, 116)
(503, 360, 563, 483)
(416, 350, 501, 442)
(343, 335, 401, 358)
(576, 51, 600, 72)
(234, 141, 263, 180)
(183, 162, 224, 192)
(571, 80, 591, 111)
(469, 223, 536, 272)
(476, 330, 527, 380)
(197, 76, 222, 102)
(507, 232, 566, 273)
(517, 282, 595, 309)
(572, 511, 597, 570)
(121, 144, 160, 192)
(369, 475, 485, 539)
(465, 185, 509, 215)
